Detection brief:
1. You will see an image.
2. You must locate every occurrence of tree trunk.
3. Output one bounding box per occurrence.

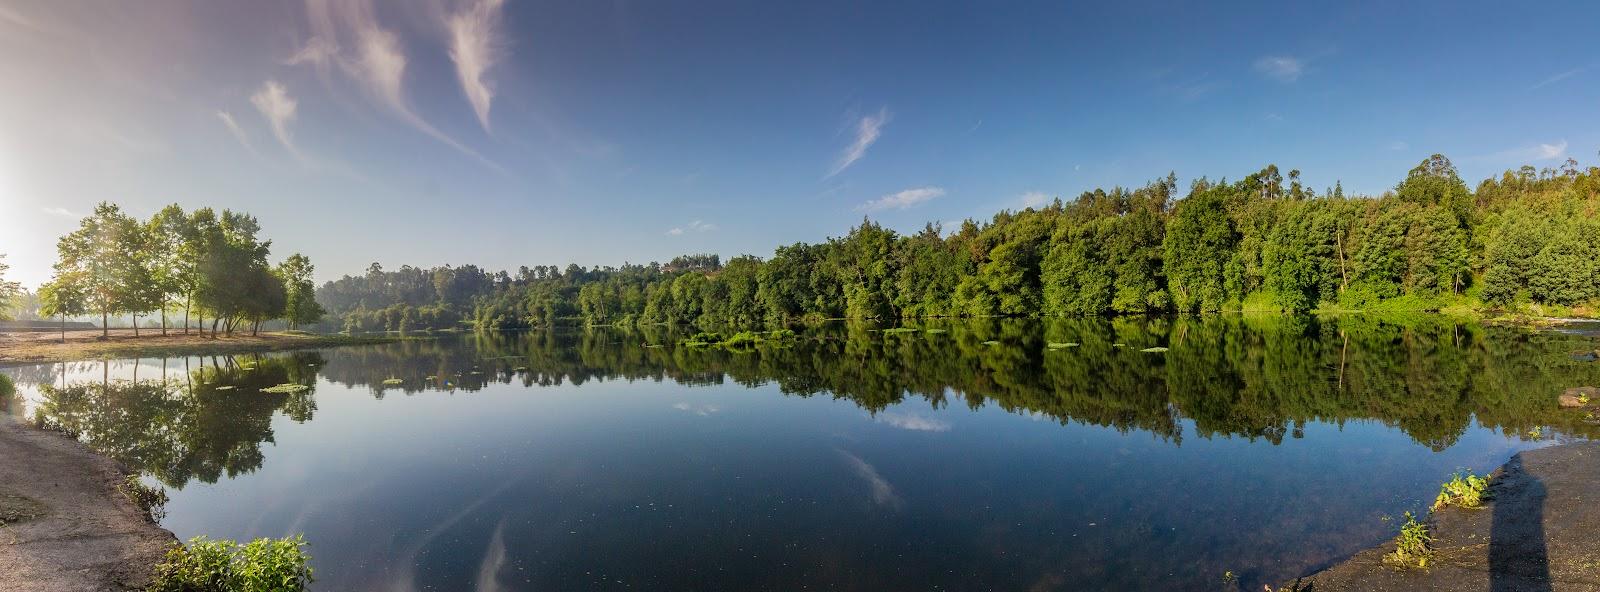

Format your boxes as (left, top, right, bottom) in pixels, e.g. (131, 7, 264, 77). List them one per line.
(59, 314, 66, 343)
(101, 309, 108, 338)
(211, 317, 220, 337)
(183, 294, 191, 335)
(161, 303, 168, 336)
(133, 314, 140, 337)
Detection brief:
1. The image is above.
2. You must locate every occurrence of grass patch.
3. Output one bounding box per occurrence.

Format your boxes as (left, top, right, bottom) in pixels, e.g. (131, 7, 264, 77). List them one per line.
(1382, 512, 1434, 569)
(149, 535, 314, 592)
(260, 383, 310, 394)
(118, 475, 169, 523)
(1433, 471, 1491, 511)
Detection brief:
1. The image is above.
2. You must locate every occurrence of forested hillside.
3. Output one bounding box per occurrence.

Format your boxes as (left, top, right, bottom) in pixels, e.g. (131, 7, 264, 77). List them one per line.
(318, 155, 1600, 332)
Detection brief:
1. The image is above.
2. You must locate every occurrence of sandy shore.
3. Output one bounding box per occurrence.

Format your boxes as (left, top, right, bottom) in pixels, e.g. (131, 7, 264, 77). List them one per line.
(0, 417, 176, 591)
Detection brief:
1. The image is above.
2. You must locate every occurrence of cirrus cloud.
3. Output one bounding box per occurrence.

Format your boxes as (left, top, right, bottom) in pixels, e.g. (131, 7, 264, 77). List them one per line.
(827, 108, 889, 178)
(858, 186, 944, 212)
(1254, 56, 1304, 82)
(447, 0, 507, 133)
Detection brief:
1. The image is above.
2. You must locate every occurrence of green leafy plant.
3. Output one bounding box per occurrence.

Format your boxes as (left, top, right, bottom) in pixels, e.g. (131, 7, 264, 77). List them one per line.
(1382, 512, 1433, 569)
(1432, 471, 1490, 510)
(118, 475, 169, 522)
(149, 535, 314, 592)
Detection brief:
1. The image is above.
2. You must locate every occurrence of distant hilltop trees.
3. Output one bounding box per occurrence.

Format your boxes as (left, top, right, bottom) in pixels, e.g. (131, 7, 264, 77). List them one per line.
(312, 154, 1600, 332)
(34, 203, 322, 337)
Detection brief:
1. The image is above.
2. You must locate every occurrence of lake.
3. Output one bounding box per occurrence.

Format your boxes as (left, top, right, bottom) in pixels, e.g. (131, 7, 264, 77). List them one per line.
(4, 315, 1598, 591)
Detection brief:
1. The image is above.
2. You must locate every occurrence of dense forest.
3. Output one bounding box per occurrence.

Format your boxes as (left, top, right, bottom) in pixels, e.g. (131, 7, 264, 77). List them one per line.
(32, 203, 323, 336)
(318, 155, 1600, 332)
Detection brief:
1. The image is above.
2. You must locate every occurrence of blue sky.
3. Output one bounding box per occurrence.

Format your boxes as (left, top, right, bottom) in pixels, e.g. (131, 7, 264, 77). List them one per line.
(1, 1, 1596, 288)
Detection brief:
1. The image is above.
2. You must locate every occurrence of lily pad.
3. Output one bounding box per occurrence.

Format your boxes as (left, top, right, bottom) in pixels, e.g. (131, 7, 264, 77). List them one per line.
(261, 383, 310, 394)
(382, 378, 404, 385)
(1141, 347, 1169, 353)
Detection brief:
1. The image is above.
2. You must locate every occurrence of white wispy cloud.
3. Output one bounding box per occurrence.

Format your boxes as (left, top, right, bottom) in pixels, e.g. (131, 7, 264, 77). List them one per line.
(292, 0, 502, 172)
(1388, 140, 1409, 151)
(1254, 56, 1304, 82)
(1489, 140, 1569, 163)
(828, 108, 889, 178)
(1530, 67, 1584, 90)
(250, 80, 301, 159)
(1020, 191, 1051, 209)
(874, 412, 951, 432)
(858, 186, 944, 212)
(666, 220, 716, 236)
(41, 206, 78, 218)
(215, 110, 259, 156)
(447, 0, 506, 132)
(838, 449, 902, 509)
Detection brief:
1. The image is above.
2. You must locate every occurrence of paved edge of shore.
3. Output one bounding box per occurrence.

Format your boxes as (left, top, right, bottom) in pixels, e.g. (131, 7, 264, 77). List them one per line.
(1291, 440, 1600, 592)
(0, 416, 176, 592)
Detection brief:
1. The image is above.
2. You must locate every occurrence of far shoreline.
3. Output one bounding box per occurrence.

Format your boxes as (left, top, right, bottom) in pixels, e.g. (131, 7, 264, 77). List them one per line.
(0, 329, 405, 365)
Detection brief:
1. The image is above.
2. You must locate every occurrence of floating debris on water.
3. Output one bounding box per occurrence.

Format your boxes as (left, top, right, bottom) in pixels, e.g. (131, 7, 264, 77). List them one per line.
(261, 383, 310, 394)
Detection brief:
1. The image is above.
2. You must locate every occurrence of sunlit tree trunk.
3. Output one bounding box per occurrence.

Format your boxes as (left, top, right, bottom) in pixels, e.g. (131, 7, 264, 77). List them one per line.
(101, 309, 108, 338)
(133, 314, 140, 337)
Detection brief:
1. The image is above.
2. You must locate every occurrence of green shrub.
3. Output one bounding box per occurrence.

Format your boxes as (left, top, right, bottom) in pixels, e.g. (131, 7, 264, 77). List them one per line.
(1433, 471, 1490, 511)
(0, 373, 14, 398)
(1382, 512, 1433, 569)
(118, 475, 169, 522)
(150, 535, 313, 592)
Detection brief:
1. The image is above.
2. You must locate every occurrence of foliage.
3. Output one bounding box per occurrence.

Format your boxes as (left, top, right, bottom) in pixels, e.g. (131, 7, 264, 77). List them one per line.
(117, 475, 169, 522)
(44, 203, 320, 336)
(1382, 512, 1433, 569)
(316, 156, 1600, 329)
(1432, 471, 1490, 511)
(148, 535, 313, 592)
(0, 254, 20, 320)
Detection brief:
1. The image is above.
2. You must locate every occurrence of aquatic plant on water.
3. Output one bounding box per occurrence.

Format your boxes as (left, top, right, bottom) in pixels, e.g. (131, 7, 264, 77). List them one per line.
(1140, 346, 1169, 353)
(1432, 471, 1490, 511)
(149, 535, 314, 592)
(382, 378, 403, 385)
(260, 383, 310, 394)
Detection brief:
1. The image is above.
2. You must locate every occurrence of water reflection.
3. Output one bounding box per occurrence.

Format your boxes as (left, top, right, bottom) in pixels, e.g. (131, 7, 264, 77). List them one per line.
(3, 315, 1598, 591)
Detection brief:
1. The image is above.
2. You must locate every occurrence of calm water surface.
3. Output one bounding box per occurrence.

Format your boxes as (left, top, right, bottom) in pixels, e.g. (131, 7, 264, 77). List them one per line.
(5, 316, 1598, 591)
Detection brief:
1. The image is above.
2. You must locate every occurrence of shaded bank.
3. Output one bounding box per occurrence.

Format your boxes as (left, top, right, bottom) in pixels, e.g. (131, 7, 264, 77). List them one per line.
(0, 417, 175, 592)
(1295, 441, 1600, 592)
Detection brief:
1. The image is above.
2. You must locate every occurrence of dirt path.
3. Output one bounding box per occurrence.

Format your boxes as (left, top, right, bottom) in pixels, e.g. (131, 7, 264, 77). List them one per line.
(1296, 441, 1600, 591)
(0, 417, 174, 592)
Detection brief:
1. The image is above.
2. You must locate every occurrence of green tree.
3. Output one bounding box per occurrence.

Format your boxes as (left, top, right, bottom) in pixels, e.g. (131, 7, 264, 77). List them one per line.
(52, 202, 145, 337)
(277, 254, 324, 331)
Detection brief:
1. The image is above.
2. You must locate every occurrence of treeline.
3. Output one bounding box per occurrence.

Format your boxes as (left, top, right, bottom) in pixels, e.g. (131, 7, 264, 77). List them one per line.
(38, 203, 323, 336)
(317, 155, 1600, 331)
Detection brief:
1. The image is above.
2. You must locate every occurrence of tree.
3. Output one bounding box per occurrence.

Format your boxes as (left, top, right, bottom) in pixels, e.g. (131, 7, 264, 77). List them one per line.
(52, 202, 145, 337)
(38, 276, 88, 342)
(277, 254, 324, 330)
(0, 254, 20, 321)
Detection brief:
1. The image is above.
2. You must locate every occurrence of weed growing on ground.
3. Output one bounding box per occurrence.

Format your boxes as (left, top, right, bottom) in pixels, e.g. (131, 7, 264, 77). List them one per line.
(117, 475, 169, 522)
(1433, 471, 1490, 510)
(1382, 512, 1433, 569)
(149, 535, 314, 592)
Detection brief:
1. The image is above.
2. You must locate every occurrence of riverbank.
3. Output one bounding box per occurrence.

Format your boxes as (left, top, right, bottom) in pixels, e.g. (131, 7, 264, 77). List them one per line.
(0, 416, 175, 591)
(0, 329, 401, 364)
(1292, 441, 1600, 591)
